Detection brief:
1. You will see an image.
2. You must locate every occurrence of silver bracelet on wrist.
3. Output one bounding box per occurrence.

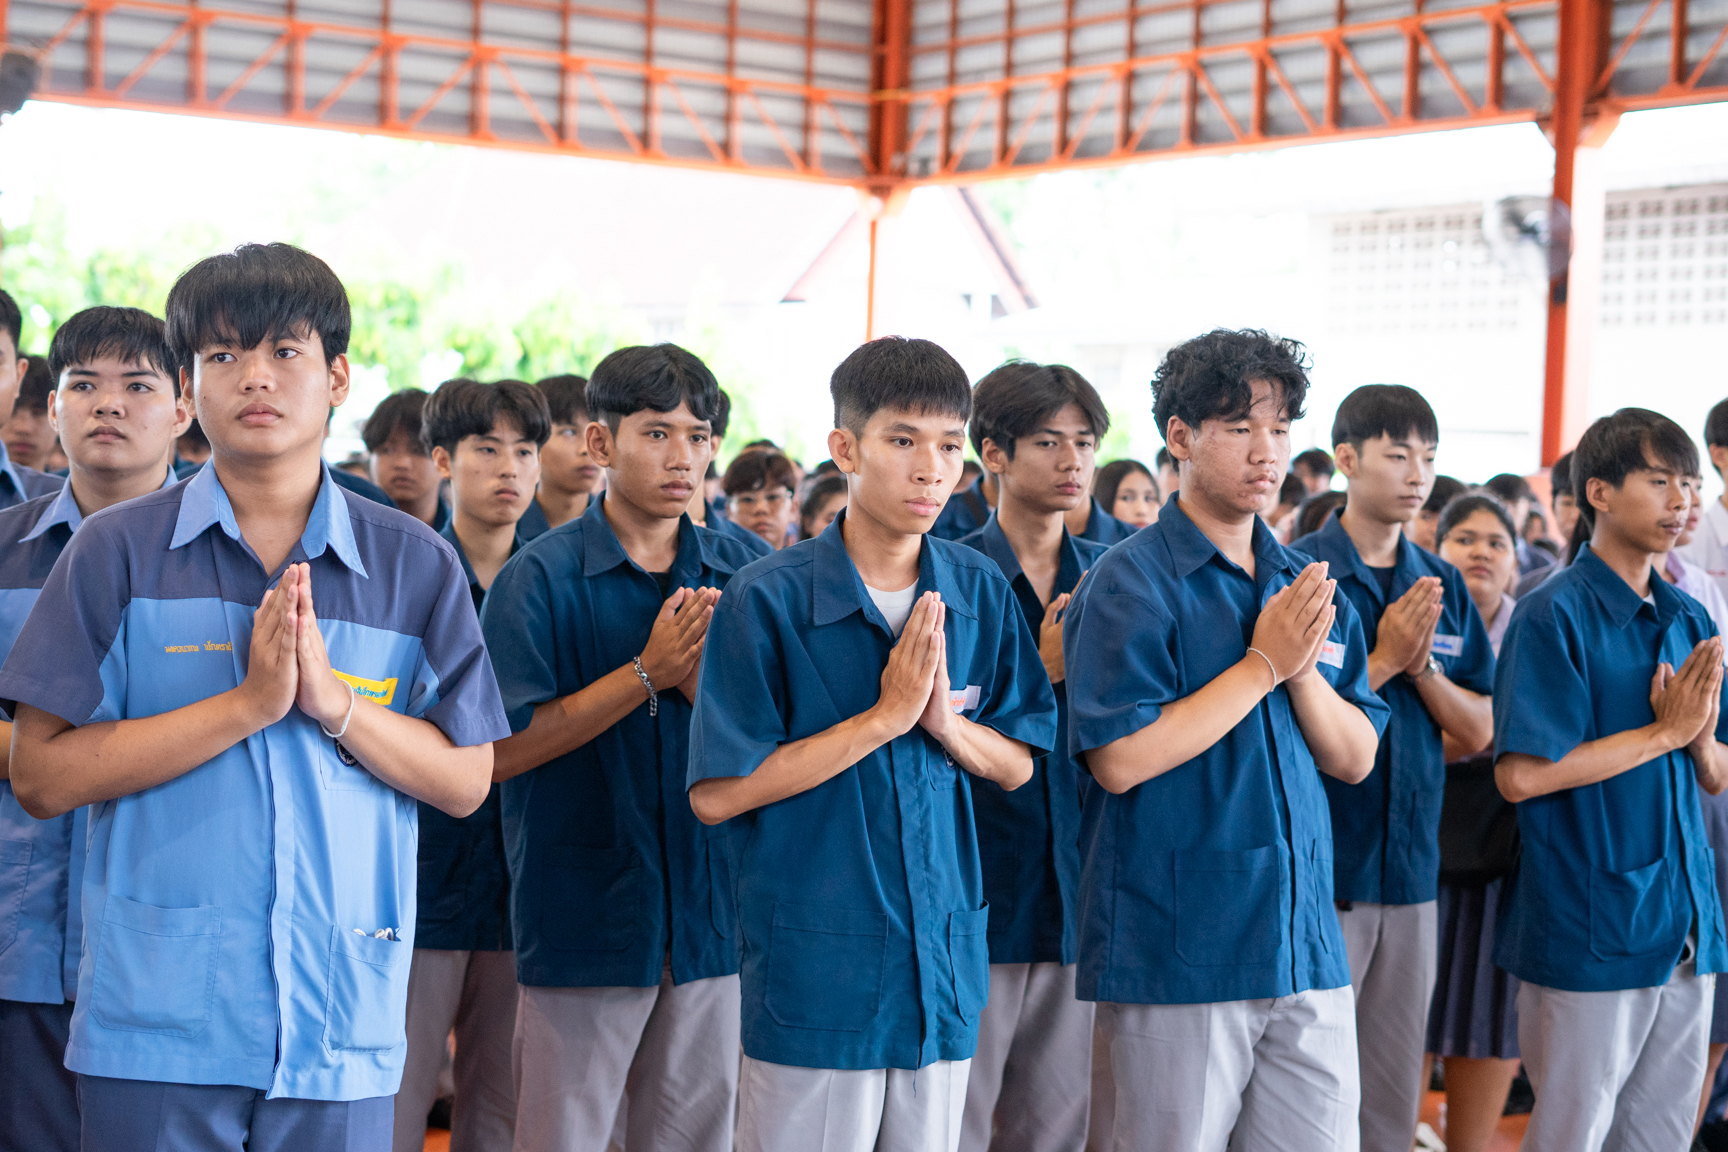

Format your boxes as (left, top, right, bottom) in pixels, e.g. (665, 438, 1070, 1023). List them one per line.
(1245, 646, 1281, 688)
(633, 656, 659, 718)
(321, 680, 357, 740)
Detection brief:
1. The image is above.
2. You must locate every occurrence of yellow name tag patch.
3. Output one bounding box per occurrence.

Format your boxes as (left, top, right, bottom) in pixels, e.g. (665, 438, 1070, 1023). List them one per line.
(333, 671, 398, 706)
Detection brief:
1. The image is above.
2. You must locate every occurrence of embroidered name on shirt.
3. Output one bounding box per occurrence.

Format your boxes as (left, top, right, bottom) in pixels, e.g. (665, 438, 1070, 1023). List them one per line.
(1430, 634, 1464, 657)
(163, 642, 232, 653)
(334, 670, 398, 706)
(1317, 640, 1346, 669)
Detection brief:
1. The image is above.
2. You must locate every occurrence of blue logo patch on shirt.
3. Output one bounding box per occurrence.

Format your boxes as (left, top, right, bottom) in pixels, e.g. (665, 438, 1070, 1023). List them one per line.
(1430, 634, 1465, 657)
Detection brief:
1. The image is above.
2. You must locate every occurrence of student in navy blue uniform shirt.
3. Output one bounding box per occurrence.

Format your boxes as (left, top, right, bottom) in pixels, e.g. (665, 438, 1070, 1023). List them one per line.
(0, 291, 67, 509)
(1, 244, 507, 1152)
(1063, 330, 1389, 1152)
(931, 467, 996, 540)
(1288, 385, 1495, 1152)
(520, 373, 599, 540)
(684, 388, 774, 558)
(366, 387, 450, 530)
(1493, 408, 1728, 1152)
(689, 337, 1057, 1152)
(481, 344, 758, 1152)
(0, 306, 189, 1152)
(392, 378, 550, 1152)
(952, 361, 1111, 1152)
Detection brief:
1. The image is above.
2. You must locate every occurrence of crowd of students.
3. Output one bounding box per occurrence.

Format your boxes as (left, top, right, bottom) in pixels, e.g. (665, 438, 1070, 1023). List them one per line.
(0, 239, 1725, 1152)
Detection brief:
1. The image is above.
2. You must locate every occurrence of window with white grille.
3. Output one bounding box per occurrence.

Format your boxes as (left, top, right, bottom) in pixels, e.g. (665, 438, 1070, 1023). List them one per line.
(1324, 207, 1528, 336)
(1600, 185, 1728, 329)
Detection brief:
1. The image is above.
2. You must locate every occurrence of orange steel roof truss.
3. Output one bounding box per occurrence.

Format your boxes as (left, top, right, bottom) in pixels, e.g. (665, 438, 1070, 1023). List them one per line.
(3, 0, 1724, 189)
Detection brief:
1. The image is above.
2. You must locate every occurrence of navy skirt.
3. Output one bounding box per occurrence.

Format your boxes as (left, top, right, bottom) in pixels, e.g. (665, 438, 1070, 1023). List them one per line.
(1426, 878, 1520, 1059)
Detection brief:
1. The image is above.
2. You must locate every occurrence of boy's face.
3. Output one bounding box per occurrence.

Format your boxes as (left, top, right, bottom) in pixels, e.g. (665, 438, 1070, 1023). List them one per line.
(1588, 451, 1690, 555)
(1167, 378, 1291, 520)
(540, 416, 602, 497)
(52, 357, 190, 479)
(1553, 489, 1579, 542)
(587, 401, 711, 520)
(434, 419, 541, 531)
(1335, 432, 1437, 526)
(828, 406, 966, 536)
(186, 331, 349, 466)
(0, 331, 25, 426)
(1679, 474, 1706, 547)
(370, 425, 441, 508)
(983, 401, 1096, 516)
(729, 480, 797, 548)
(3, 404, 57, 471)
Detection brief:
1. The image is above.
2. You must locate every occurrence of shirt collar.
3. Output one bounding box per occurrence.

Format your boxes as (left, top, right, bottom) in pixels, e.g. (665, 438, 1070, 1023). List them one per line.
(1159, 496, 1295, 583)
(578, 493, 722, 584)
(20, 464, 178, 543)
(978, 512, 1086, 593)
(0, 441, 27, 502)
(1312, 506, 1419, 606)
(440, 520, 521, 592)
(170, 462, 368, 578)
(812, 510, 978, 629)
(1573, 543, 1679, 628)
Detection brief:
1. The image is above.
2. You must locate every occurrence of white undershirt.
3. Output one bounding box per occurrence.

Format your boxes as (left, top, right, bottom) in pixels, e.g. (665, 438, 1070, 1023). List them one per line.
(866, 582, 919, 637)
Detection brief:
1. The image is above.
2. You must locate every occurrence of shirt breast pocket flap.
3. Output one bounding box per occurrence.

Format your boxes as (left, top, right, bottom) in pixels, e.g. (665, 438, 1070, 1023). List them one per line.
(0, 838, 32, 954)
(540, 846, 640, 952)
(1174, 845, 1282, 968)
(766, 902, 888, 1032)
(947, 906, 990, 1025)
(1589, 857, 1678, 960)
(91, 895, 221, 1038)
(324, 926, 410, 1053)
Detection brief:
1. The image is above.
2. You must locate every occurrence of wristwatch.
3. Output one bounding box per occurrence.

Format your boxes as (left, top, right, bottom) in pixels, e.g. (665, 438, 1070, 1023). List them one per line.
(1411, 655, 1443, 683)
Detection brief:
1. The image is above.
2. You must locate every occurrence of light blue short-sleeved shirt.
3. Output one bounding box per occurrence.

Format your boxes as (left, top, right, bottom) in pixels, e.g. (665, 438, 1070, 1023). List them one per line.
(0, 464, 509, 1100)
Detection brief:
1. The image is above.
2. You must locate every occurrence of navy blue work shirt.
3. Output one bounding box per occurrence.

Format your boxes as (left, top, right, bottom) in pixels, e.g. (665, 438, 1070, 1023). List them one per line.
(1493, 545, 1728, 992)
(1076, 498, 1136, 546)
(688, 512, 1058, 1070)
(517, 498, 552, 541)
(411, 523, 521, 953)
(1063, 498, 1390, 1005)
(1291, 510, 1495, 905)
(481, 496, 762, 989)
(957, 514, 1107, 965)
(930, 477, 993, 541)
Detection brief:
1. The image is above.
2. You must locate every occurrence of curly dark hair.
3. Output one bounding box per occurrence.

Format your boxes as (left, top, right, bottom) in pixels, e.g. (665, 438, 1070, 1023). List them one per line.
(1151, 329, 1310, 444)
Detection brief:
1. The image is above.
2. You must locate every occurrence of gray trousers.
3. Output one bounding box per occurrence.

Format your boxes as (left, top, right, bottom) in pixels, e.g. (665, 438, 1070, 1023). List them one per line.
(1337, 901, 1437, 1152)
(511, 970, 740, 1152)
(1097, 985, 1359, 1152)
(1518, 958, 1715, 1152)
(735, 1056, 971, 1152)
(392, 949, 518, 1152)
(959, 962, 1093, 1152)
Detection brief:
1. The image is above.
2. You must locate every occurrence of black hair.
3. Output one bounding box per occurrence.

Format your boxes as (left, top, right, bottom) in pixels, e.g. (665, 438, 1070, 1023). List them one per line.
(723, 449, 797, 497)
(1093, 458, 1156, 512)
(180, 419, 209, 451)
(1277, 472, 1305, 507)
(16, 356, 51, 413)
(0, 289, 19, 354)
(1330, 384, 1438, 450)
(1292, 447, 1335, 478)
(1422, 474, 1466, 516)
(1706, 398, 1728, 453)
(1436, 493, 1517, 544)
(800, 472, 849, 537)
(1155, 447, 1172, 469)
(47, 306, 178, 393)
(534, 374, 589, 426)
(830, 336, 971, 434)
(1294, 491, 1347, 538)
(968, 360, 1110, 458)
(1483, 473, 1534, 507)
(362, 387, 433, 454)
(1567, 407, 1700, 562)
(584, 344, 720, 433)
(712, 389, 732, 441)
(812, 459, 840, 477)
(1550, 451, 1575, 497)
(742, 438, 780, 452)
(421, 378, 552, 456)
(165, 242, 350, 370)
(1151, 329, 1310, 444)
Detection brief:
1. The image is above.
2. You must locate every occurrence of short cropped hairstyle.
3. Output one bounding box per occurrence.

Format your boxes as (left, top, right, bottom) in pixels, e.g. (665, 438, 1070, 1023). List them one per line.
(1093, 459, 1156, 512)
(1483, 473, 1534, 506)
(363, 387, 433, 454)
(0, 289, 19, 353)
(48, 306, 178, 393)
(1331, 384, 1438, 450)
(165, 242, 350, 370)
(1292, 447, 1335, 478)
(422, 378, 552, 457)
(1568, 407, 1699, 558)
(1550, 451, 1575, 496)
(1151, 329, 1310, 443)
(585, 344, 720, 433)
(830, 336, 971, 434)
(534, 374, 589, 426)
(1706, 398, 1728, 450)
(968, 361, 1110, 458)
(1422, 474, 1466, 516)
(17, 356, 52, 413)
(1437, 493, 1517, 543)
(723, 449, 797, 497)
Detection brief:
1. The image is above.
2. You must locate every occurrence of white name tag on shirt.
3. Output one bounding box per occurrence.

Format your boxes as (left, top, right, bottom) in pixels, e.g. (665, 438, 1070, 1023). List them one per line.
(1430, 634, 1465, 657)
(1317, 640, 1346, 669)
(950, 685, 981, 713)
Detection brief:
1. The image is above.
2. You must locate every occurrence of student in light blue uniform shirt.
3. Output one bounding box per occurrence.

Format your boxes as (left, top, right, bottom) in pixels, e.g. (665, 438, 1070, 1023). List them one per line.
(1288, 385, 1495, 1152)
(392, 378, 551, 1152)
(0, 244, 508, 1152)
(0, 291, 68, 510)
(0, 306, 190, 1152)
(1063, 330, 1389, 1152)
(1494, 408, 1728, 1152)
(481, 345, 760, 1152)
(953, 361, 1112, 1152)
(689, 337, 1058, 1152)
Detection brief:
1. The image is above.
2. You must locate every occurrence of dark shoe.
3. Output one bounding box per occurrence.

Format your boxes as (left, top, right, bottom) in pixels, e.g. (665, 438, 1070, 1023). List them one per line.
(428, 1098, 454, 1130)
